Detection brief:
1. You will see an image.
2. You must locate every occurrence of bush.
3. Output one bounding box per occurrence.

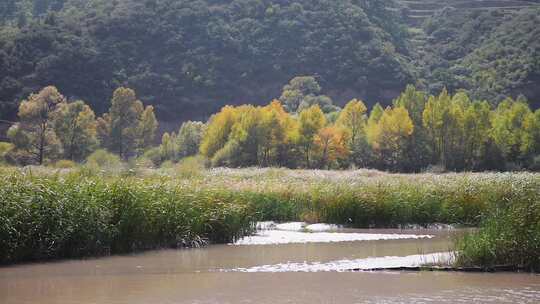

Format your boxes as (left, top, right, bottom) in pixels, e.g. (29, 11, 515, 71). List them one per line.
(173, 156, 205, 178)
(0, 142, 13, 164)
(53, 159, 78, 169)
(143, 147, 162, 166)
(85, 149, 123, 170)
(128, 157, 155, 170)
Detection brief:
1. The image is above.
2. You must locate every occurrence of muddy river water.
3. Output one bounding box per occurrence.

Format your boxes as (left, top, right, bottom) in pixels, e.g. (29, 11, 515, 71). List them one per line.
(1, 224, 539, 303)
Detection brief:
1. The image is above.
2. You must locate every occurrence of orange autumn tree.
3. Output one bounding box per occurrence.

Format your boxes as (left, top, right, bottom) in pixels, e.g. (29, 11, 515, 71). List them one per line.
(314, 126, 348, 169)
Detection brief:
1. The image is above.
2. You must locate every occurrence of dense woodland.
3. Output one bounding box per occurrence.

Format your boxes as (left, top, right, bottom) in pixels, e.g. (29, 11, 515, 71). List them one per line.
(2, 77, 540, 172)
(0, 0, 539, 126)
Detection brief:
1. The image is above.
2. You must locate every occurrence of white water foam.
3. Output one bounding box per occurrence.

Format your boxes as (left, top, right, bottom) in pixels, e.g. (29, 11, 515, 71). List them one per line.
(224, 252, 454, 273)
(305, 223, 341, 231)
(233, 230, 434, 245)
(256, 222, 341, 232)
(275, 222, 305, 231)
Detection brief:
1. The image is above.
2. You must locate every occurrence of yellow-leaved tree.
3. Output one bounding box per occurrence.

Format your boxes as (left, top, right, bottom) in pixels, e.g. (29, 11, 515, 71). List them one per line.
(297, 105, 326, 168)
(336, 99, 368, 166)
(370, 106, 414, 171)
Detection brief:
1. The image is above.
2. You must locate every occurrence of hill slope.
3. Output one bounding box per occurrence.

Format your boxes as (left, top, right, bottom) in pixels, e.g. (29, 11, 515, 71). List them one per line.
(0, 0, 413, 123)
(0, 0, 539, 126)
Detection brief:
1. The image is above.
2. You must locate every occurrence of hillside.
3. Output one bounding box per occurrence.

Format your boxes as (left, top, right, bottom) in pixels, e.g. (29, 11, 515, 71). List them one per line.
(0, 0, 539, 127)
(0, 0, 413, 125)
(419, 6, 540, 107)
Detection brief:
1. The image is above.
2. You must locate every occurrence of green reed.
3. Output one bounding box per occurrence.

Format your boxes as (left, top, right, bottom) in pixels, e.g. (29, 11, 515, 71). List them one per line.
(1, 166, 538, 265)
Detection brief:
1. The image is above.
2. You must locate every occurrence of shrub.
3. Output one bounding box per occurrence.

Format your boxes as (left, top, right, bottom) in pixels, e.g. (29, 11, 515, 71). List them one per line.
(0, 142, 13, 164)
(85, 149, 122, 169)
(173, 156, 205, 178)
(143, 147, 162, 166)
(53, 159, 78, 169)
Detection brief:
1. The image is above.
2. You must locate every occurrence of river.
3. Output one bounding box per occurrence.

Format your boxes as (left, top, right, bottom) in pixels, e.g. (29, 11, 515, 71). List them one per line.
(1, 223, 539, 303)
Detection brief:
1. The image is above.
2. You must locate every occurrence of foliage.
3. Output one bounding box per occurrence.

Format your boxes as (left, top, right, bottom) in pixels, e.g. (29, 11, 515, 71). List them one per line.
(0, 0, 412, 123)
(279, 76, 340, 114)
(0, 142, 13, 164)
(96, 87, 157, 159)
(176, 121, 206, 159)
(0, 167, 253, 264)
(196, 85, 540, 172)
(85, 149, 122, 170)
(490, 98, 532, 165)
(1, 166, 538, 264)
(313, 126, 348, 169)
(52, 159, 77, 169)
(297, 105, 327, 168)
(53, 100, 98, 161)
(4, 83, 540, 172)
(368, 106, 414, 171)
(455, 181, 540, 272)
(422, 8, 540, 106)
(6, 86, 65, 165)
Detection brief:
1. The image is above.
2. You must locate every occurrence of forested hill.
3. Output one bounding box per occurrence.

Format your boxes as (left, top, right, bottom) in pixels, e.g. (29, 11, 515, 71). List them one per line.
(0, 0, 539, 126)
(0, 0, 412, 123)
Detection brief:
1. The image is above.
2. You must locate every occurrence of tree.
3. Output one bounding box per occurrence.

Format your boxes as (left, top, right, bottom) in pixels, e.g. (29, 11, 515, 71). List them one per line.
(490, 97, 531, 165)
(423, 88, 452, 167)
(462, 100, 491, 169)
(279, 76, 338, 113)
(258, 100, 291, 166)
(336, 99, 368, 145)
(97, 87, 157, 159)
(159, 132, 177, 162)
(297, 105, 327, 168)
(279, 76, 321, 112)
(523, 109, 540, 158)
(298, 95, 340, 114)
(138, 105, 158, 153)
(226, 105, 262, 166)
(200, 106, 238, 159)
(53, 100, 98, 161)
(314, 126, 348, 169)
(7, 86, 64, 165)
(370, 106, 414, 171)
(393, 85, 427, 126)
(443, 91, 470, 170)
(393, 85, 432, 171)
(336, 99, 368, 166)
(177, 121, 206, 159)
(366, 103, 384, 146)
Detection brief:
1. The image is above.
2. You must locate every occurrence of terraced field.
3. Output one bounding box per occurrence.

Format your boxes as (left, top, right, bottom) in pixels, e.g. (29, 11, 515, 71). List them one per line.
(400, 0, 540, 26)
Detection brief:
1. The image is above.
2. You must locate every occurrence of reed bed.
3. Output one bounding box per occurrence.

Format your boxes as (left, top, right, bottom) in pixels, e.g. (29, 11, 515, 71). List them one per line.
(1, 166, 539, 265)
(454, 183, 540, 272)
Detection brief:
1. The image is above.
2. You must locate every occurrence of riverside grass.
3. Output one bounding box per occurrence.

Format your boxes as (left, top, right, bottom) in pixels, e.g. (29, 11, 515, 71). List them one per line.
(1, 166, 539, 266)
(455, 187, 540, 272)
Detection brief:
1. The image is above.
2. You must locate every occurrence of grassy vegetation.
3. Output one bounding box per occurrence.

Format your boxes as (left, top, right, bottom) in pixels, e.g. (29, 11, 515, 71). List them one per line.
(1, 165, 538, 266)
(455, 186, 540, 272)
(0, 167, 254, 264)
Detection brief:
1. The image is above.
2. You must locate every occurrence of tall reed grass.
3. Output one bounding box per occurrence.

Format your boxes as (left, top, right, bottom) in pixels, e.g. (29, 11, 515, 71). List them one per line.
(1, 166, 538, 265)
(454, 181, 540, 271)
(0, 169, 253, 264)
